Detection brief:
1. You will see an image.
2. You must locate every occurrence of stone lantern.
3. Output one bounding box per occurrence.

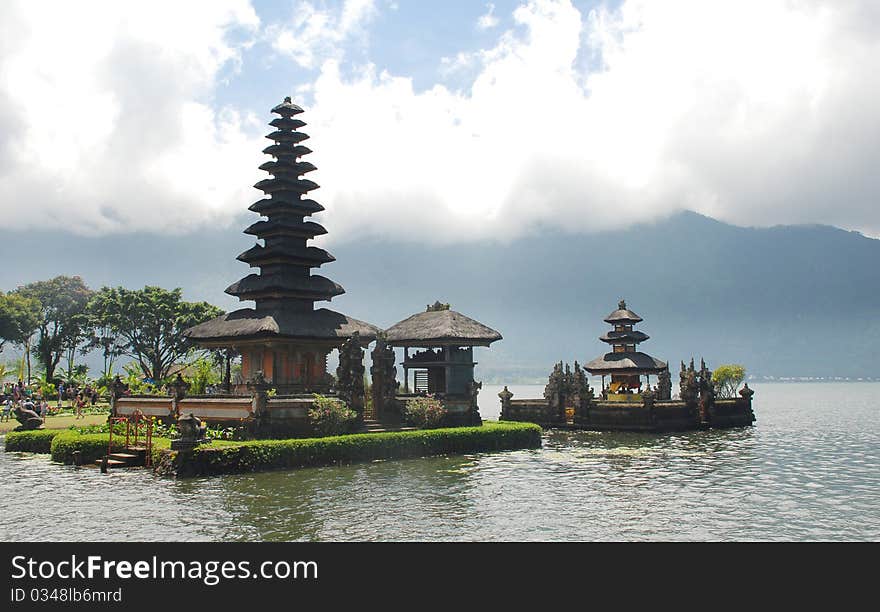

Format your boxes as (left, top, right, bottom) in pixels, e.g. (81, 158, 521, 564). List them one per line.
(171, 413, 209, 451)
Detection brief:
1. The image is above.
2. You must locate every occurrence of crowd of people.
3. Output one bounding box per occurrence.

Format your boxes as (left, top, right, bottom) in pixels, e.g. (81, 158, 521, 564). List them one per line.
(1, 379, 102, 424)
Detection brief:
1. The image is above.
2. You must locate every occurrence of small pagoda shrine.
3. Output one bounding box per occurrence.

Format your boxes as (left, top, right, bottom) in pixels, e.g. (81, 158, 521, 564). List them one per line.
(184, 98, 380, 393)
(383, 302, 502, 425)
(585, 299, 668, 400)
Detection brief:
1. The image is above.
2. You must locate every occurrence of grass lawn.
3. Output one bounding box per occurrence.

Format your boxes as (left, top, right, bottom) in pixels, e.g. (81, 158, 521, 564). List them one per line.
(0, 413, 107, 434)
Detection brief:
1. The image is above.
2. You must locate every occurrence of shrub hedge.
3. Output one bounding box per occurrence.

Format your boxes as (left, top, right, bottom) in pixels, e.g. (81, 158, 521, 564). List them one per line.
(49, 431, 172, 465)
(6, 421, 542, 476)
(50, 432, 125, 465)
(5, 430, 62, 454)
(168, 421, 542, 477)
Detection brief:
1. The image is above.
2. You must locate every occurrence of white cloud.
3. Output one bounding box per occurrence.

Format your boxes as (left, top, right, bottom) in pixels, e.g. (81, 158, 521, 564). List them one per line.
(478, 4, 500, 30)
(1, 0, 879, 242)
(302, 0, 880, 242)
(0, 0, 262, 235)
(270, 0, 377, 69)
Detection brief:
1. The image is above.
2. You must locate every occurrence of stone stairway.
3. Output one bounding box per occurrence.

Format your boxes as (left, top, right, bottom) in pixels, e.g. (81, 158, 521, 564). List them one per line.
(357, 419, 418, 434)
(95, 446, 147, 470)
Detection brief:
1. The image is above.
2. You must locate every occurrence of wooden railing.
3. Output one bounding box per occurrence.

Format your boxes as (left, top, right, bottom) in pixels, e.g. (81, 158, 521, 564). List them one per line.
(107, 410, 154, 467)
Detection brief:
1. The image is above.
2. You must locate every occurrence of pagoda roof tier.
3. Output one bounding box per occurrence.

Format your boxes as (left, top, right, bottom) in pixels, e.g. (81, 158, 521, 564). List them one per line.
(385, 305, 502, 348)
(600, 330, 650, 344)
(248, 197, 325, 216)
(253, 177, 320, 195)
(269, 117, 306, 130)
(258, 160, 317, 176)
(265, 130, 310, 144)
(237, 244, 335, 267)
(271, 98, 305, 117)
(184, 307, 380, 343)
(262, 144, 312, 158)
(604, 300, 643, 324)
(585, 352, 667, 375)
(226, 274, 344, 301)
(243, 219, 327, 239)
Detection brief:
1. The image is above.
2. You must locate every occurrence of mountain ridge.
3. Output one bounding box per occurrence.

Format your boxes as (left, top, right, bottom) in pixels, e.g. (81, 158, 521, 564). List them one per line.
(2, 211, 878, 379)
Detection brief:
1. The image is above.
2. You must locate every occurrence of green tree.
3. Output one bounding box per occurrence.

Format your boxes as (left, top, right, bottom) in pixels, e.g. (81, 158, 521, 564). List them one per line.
(16, 276, 93, 383)
(89, 286, 222, 382)
(0, 292, 43, 382)
(188, 355, 220, 394)
(83, 294, 128, 378)
(60, 312, 92, 384)
(712, 364, 747, 398)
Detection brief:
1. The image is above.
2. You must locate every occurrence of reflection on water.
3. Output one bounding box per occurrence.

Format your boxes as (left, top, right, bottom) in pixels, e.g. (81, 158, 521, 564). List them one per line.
(1, 383, 878, 541)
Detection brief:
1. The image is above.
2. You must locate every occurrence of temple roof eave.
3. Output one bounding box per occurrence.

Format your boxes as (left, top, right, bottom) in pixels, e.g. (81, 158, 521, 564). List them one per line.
(225, 274, 345, 300)
(390, 338, 499, 348)
(236, 245, 336, 268)
(600, 330, 650, 344)
(585, 352, 667, 375)
(243, 219, 328, 239)
(385, 309, 503, 347)
(183, 307, 380, 343)
(248, 197, 325, 215)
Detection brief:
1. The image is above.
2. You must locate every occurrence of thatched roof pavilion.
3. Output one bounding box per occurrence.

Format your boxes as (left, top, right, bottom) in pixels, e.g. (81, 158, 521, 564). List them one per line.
(184, 98, 379, 393)
(384, 302, 501, 400)
(385, 302, 502, 348)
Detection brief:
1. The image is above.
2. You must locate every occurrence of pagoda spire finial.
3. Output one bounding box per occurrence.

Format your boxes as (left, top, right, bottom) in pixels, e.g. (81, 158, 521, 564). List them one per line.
(619, 299, 627, 310)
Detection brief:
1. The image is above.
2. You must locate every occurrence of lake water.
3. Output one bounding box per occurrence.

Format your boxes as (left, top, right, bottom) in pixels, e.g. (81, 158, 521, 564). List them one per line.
(1, 382, 877, 541)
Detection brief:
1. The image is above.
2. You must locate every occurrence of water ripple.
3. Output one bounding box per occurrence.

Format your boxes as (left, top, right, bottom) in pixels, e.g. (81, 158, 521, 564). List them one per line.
(0, 383, 878, 541)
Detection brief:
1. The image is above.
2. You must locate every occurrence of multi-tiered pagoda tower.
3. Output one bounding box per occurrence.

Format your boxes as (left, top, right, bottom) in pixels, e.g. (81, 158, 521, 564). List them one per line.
(185, 98, 379, 393)
(585, 299, 668, 398)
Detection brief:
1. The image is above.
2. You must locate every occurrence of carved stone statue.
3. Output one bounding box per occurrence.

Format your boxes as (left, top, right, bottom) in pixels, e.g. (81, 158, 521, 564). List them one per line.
(679, 361, 689, 399)
(247, 370, 269, 390)
(337, 331, 365, 420)
(657, 367, 672, 401)
(109, 375, 129, 417)
(571, 361, 594, 425)
(466, 379, 483, 425)
(563, 363, 574, 397)
(247, 370, 272, 428)
(110, 375, 128, 399)
(681, 360, 699, 413)
(13, 403, 43, 430)
(370, 336, 398, 420)
(171, 413, 209, 451)
(695, 358, 714, 424)
(544, 362, 565, 423)
(642, 386, 657, 424)
(498, 386, 513, 420)
(169, 372, 190, 400)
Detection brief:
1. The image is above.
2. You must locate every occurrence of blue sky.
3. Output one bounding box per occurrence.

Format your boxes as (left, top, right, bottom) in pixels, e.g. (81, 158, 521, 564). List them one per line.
(0, 0, 878, 242)
(215, 1, 613, 109)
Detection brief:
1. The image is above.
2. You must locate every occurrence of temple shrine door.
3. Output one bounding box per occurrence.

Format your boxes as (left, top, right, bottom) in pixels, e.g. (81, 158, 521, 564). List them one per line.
(304, 352, 315, 391)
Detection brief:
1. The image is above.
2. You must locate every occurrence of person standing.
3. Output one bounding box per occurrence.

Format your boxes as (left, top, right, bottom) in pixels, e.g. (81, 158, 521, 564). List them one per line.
(57, 382, 64, 409)
(75, 393, 85, 419)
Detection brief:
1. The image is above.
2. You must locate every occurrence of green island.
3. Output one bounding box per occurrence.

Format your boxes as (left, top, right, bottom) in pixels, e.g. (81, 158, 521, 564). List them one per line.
(5, 421, 541, 478)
